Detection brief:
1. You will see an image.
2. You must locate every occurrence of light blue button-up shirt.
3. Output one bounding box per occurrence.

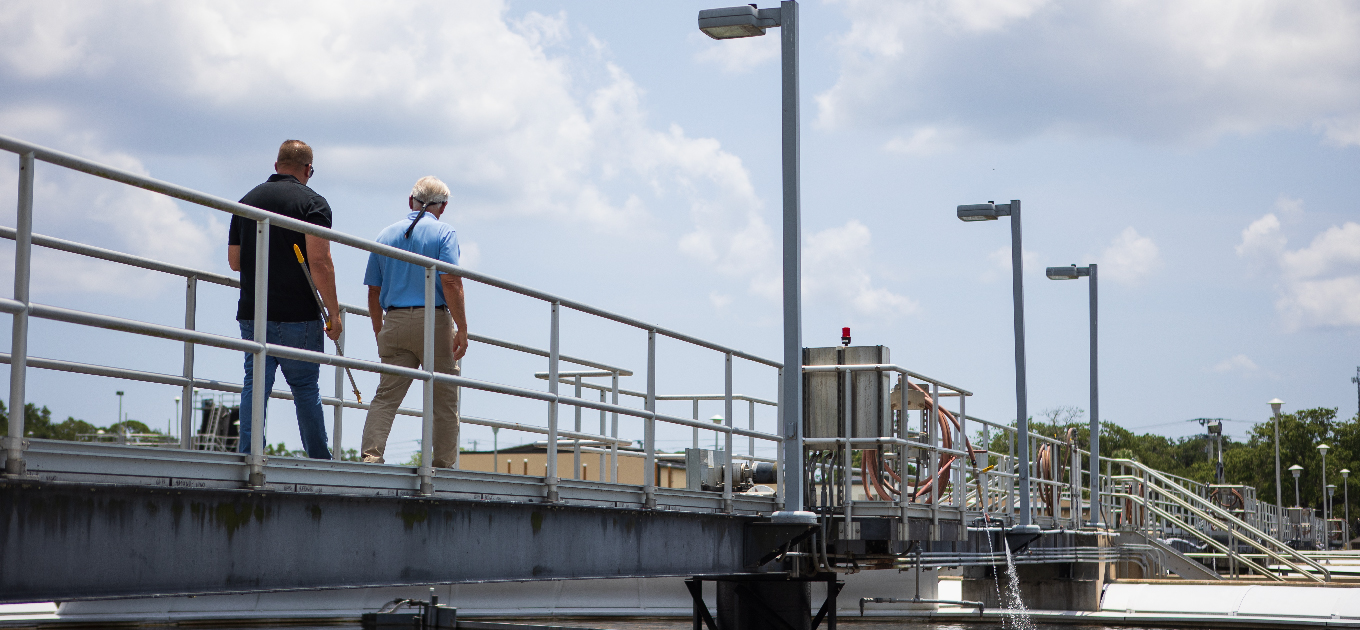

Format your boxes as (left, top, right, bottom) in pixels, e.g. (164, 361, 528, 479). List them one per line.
(363, 211, 460, 309)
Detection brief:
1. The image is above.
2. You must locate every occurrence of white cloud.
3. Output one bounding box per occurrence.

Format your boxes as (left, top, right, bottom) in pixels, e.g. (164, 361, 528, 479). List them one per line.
(0, 1, 822, 301)
(1211, 354, 1259, 374)
(1315, 115, 1360, 147)
(1098, 227, 1160, 285)
(691, 31, 780, 74)
(1236, 213, 1286, 260)
(1236, 210, 1360, 328)
(0, 108, 219, 297)
(817, 0, 1360, 145)
(803, 220, 917, 318)
(882, 126, 963, 156)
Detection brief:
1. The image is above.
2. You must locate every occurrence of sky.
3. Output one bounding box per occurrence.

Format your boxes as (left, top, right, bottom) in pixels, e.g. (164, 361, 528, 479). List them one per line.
(1, 0, 1358, 463)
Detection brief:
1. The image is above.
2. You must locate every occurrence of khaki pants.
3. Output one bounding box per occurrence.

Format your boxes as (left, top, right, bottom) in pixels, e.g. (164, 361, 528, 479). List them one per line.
(361, 308, 460, 468)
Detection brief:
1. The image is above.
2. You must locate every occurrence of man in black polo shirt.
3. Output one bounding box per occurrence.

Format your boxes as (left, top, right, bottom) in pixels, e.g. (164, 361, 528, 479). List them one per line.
(227, 139, 341, 459)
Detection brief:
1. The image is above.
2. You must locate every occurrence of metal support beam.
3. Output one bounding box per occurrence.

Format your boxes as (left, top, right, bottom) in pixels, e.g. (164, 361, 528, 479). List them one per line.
(0, 480, 749, 603)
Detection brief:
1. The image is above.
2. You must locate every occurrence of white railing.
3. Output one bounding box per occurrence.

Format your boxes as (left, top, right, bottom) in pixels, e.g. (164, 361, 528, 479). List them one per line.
(0, 134, 783, 511)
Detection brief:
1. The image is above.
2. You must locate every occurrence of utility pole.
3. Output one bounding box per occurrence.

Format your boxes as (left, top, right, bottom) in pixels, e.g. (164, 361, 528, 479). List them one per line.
(1351, 367, 1359, 419)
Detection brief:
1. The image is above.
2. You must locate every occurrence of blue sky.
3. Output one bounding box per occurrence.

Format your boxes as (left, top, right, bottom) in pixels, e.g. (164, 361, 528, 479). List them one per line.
(1, 1, 1357, 461)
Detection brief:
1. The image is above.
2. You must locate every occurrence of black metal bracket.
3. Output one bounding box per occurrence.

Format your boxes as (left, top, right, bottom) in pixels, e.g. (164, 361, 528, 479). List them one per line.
(811, 573, 843, 630)
(685, 578, 718, 630)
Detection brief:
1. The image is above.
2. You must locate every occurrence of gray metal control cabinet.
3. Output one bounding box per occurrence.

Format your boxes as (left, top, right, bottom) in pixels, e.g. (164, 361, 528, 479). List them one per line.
(803, 345, 892, 439)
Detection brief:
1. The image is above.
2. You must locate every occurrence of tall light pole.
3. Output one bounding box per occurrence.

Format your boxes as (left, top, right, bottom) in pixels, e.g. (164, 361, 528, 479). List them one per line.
(1319, 443, 1331, 522)
(1046, 263, 1100, 527)
(1342, 469, 1351, 550)
(1291, 464, 1303, 508)
(959, 200, 1035, 531)
(1269, 398, 1284, 533)
(173, 396, 180, 439)
(699, 2, 810, 521)
(1327, 484, 1337, 548)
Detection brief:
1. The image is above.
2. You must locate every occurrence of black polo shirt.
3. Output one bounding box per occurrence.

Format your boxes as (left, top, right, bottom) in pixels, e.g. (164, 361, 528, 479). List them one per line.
(228, 174, 333, 322)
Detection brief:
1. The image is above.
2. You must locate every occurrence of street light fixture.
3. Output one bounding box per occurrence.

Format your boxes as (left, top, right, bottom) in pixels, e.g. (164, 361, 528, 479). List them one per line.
(1319, 443, 1331, 522)
(1290, 464, 1303, 508)
(698, 5, 779, 39)
(1269, 398, 1284, 533)
(172, 396, 180, 439)
(958, 200, 1036, 531)
(698, 2, 810, 524)
(1045, 263, 1100, 527)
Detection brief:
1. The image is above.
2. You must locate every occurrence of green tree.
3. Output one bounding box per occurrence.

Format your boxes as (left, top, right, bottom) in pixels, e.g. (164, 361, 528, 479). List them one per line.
(1225, 407, 1357, 515)
(1, 399, 161, 441)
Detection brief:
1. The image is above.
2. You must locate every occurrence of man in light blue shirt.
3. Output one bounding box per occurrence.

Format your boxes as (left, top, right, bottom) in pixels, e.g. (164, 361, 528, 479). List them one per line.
(360, 176, 468, 467)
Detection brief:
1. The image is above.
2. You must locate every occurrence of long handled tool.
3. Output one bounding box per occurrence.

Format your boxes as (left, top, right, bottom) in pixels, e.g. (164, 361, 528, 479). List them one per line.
(293, 244, 363, 403)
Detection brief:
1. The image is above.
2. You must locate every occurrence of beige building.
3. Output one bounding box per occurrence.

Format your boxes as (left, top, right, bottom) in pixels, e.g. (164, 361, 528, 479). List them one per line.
(457, 445, 690, 488)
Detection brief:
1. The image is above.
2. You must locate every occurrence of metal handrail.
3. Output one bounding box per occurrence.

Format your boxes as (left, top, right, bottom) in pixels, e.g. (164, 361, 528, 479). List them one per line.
(0, 134, 784, 506)
(1111, 489, 1280, 580)
(1112, 460, 1331, 582)
(0, 133, 780, 369)
(0, 227, 634, 377)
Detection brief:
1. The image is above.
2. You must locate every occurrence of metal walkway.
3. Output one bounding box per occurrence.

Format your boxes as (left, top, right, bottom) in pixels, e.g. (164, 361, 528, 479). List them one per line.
(0, 135, 1338, 604)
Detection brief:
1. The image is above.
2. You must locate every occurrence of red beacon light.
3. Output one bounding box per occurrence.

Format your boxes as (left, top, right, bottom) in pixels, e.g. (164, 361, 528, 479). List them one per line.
(841, 327, 851, 347)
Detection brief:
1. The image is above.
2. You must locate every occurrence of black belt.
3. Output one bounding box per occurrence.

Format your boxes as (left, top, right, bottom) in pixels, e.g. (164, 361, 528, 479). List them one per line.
(386, 304, 447, 311)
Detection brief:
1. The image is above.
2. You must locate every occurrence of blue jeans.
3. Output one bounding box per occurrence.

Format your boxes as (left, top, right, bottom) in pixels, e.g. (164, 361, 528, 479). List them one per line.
(237, 319, 332, 459)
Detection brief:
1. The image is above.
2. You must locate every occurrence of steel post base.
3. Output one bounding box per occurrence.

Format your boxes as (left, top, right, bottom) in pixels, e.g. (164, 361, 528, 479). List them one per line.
(687, 572, 842, 630)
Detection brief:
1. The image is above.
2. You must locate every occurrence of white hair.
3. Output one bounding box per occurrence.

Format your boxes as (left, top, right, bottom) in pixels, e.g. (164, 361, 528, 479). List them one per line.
(411, 176, 450, 207)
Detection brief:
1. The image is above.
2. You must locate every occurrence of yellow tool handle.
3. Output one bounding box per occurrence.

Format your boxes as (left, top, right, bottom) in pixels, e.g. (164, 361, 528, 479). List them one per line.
(292, 243, 306, 264)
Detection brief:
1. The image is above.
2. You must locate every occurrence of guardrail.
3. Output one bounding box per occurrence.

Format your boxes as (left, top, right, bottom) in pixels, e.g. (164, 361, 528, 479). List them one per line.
(0, 134, 784, 511)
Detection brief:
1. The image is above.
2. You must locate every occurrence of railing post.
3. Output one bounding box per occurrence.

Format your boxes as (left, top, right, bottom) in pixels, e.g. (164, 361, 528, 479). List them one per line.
(4, 152, 34, 477)
(597, 387, 606, 481)
(898, 375, 910, 527)
(748, 399, 756, 461)
(643, 329, 656, 508)
(1070, 443, 1079, 527)
(610, 371, 619, 484)
(545, 301, 560, 502)
(982, 424, 993, 513)
(692, 399, 700, 450)
(955, 391, 965, 509)
(418, 268, 436, 495)
(247, 218, 270, 488)
(573, 375, 582, 480)
(180, 276, 197, 449)
(928, 382, 939, 532)
(723, 352, 734, 513)
(842, 370, 854, 538)
(1006, 427, 1016, 517)
(775, 366, 785, 510)
(332, 308, 346, 460)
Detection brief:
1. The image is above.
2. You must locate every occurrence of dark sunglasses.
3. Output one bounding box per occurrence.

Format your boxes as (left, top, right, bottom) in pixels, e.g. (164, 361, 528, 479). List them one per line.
(306, 164, 315, 178)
